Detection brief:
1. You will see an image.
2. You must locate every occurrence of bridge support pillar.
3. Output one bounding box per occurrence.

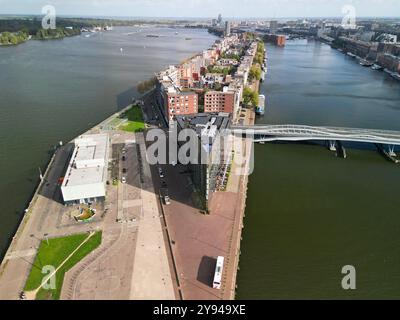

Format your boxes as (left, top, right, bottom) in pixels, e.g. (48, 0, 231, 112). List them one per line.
(388, 145, 396, 157)
(328, 140, 337, 152)
(336, 141, 347, 159)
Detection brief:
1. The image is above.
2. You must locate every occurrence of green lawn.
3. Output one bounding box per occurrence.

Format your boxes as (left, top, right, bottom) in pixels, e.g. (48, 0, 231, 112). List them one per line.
(120, 121, 145, 132)
(24, 231, 102, 300)
(119, 105, 145, 132)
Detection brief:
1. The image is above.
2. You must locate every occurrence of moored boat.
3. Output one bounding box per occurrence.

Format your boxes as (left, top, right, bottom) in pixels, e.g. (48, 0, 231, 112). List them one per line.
(390, 72, 400, 81)
(371, 64, 383, 71)
(260, 70, 265, 82)
(255, 94, 265, 115)
(359, 59, 373, 67)
(384, 69, 400, 81)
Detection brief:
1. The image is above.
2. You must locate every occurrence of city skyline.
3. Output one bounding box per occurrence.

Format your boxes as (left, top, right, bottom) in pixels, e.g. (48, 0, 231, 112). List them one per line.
(0, 0, 400, 19)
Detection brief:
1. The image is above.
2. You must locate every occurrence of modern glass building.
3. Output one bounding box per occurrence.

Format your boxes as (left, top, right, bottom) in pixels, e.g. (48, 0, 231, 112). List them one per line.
(175, 113, 231, 211)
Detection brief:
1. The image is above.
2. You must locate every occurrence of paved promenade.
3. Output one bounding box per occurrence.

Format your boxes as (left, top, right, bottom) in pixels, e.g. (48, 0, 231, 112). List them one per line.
(128, 136, 175, 300)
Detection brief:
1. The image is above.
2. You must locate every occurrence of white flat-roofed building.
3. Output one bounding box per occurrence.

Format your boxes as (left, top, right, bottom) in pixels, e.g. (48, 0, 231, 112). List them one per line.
(61, 133, 109, 204)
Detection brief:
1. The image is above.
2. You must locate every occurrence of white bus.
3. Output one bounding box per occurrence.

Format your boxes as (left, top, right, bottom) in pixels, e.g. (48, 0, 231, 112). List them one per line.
(213, 256, 224, 289)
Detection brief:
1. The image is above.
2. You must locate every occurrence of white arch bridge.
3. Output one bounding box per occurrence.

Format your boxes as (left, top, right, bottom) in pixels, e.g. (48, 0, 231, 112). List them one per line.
(231, 124, 400, 154)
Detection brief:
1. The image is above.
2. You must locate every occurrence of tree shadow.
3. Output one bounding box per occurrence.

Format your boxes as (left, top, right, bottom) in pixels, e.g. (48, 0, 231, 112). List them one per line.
(116, 87, 136, 110)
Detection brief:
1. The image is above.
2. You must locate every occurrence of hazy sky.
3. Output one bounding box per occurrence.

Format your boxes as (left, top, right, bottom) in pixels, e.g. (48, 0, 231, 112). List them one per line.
(0, 0, 399, 18)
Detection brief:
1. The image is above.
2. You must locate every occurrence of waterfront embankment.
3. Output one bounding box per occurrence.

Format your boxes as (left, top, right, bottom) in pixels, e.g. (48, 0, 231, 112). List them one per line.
(225, 109, 255, 299)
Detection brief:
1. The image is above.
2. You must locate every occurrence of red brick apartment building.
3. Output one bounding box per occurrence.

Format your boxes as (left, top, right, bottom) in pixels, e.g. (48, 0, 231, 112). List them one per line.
(204, 90, 235, 113)
(265, 34, 286, 47)
(166, 91, 198, 121)
(276, 35, 286, 47)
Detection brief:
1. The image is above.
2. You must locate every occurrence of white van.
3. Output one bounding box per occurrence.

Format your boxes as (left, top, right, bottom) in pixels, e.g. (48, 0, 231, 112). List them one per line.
(213, 256, 224, 289)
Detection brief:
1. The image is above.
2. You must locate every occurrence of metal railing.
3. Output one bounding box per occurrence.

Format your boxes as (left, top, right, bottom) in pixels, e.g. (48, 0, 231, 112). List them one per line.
(231, 124, 400, 145)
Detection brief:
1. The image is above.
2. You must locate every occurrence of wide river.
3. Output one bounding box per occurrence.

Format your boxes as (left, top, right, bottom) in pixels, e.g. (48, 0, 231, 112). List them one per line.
(1, 28, 399, 299)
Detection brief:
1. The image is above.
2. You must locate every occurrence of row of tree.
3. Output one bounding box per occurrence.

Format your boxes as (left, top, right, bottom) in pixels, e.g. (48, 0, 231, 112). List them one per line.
(137, 77, 158, 94)
(220, 51, 243, 61)
(243, 87, 259, 106)
(0, 17, 89, 35)
(207, 65, 234, 76)
(0, 31, 28, 45)
(249, 65, 262, 81)
(253, 42, 265, 65)
(33, 27, 81, 40)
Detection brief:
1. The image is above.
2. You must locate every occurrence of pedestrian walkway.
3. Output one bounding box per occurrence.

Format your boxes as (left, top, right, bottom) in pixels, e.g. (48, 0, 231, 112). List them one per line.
(4, 249, 36, 260)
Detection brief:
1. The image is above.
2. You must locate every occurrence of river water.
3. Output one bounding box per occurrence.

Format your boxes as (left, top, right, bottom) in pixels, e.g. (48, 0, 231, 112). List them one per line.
(0, 27, 217, 259)
(236, 40, 400, 299)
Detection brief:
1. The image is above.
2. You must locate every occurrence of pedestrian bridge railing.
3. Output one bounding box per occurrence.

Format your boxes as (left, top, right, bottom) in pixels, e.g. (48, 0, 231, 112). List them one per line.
(231, 124, 400, 145)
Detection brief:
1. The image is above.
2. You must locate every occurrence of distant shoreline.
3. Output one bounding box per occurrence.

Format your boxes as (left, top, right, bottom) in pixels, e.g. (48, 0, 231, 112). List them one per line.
(0, 17, 211, 47)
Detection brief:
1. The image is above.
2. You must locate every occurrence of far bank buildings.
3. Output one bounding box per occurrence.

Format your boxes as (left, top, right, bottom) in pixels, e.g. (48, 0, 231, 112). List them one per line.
(155, 33, 257, 210)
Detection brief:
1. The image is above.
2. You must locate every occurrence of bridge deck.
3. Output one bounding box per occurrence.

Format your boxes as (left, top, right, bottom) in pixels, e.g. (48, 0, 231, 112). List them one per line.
(231, 125, 400, 145)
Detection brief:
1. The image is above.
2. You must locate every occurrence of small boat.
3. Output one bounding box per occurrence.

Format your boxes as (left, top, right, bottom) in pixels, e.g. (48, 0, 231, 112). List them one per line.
(371, 64, 383, 71)
(359, 59, 373, 67)
(346, 52, 356, 58)
(384, 69, 400, 81)
(255, 94, 265, 115)
(146, 34, 160, 38)
(390, 72, 400, 81)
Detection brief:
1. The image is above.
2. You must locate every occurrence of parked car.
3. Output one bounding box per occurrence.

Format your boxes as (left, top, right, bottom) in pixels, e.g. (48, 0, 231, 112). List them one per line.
(158, 167, 164, 178)
(122, 168, 127, 174)
(122, 156, 126, 161)
(164, 195, 171, 205)
(121, 176, 127, 184)
(161, 181, 167, 188)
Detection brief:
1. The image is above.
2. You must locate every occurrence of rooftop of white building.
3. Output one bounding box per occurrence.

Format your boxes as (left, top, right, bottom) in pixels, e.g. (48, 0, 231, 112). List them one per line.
(62, 133, 109, 188)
